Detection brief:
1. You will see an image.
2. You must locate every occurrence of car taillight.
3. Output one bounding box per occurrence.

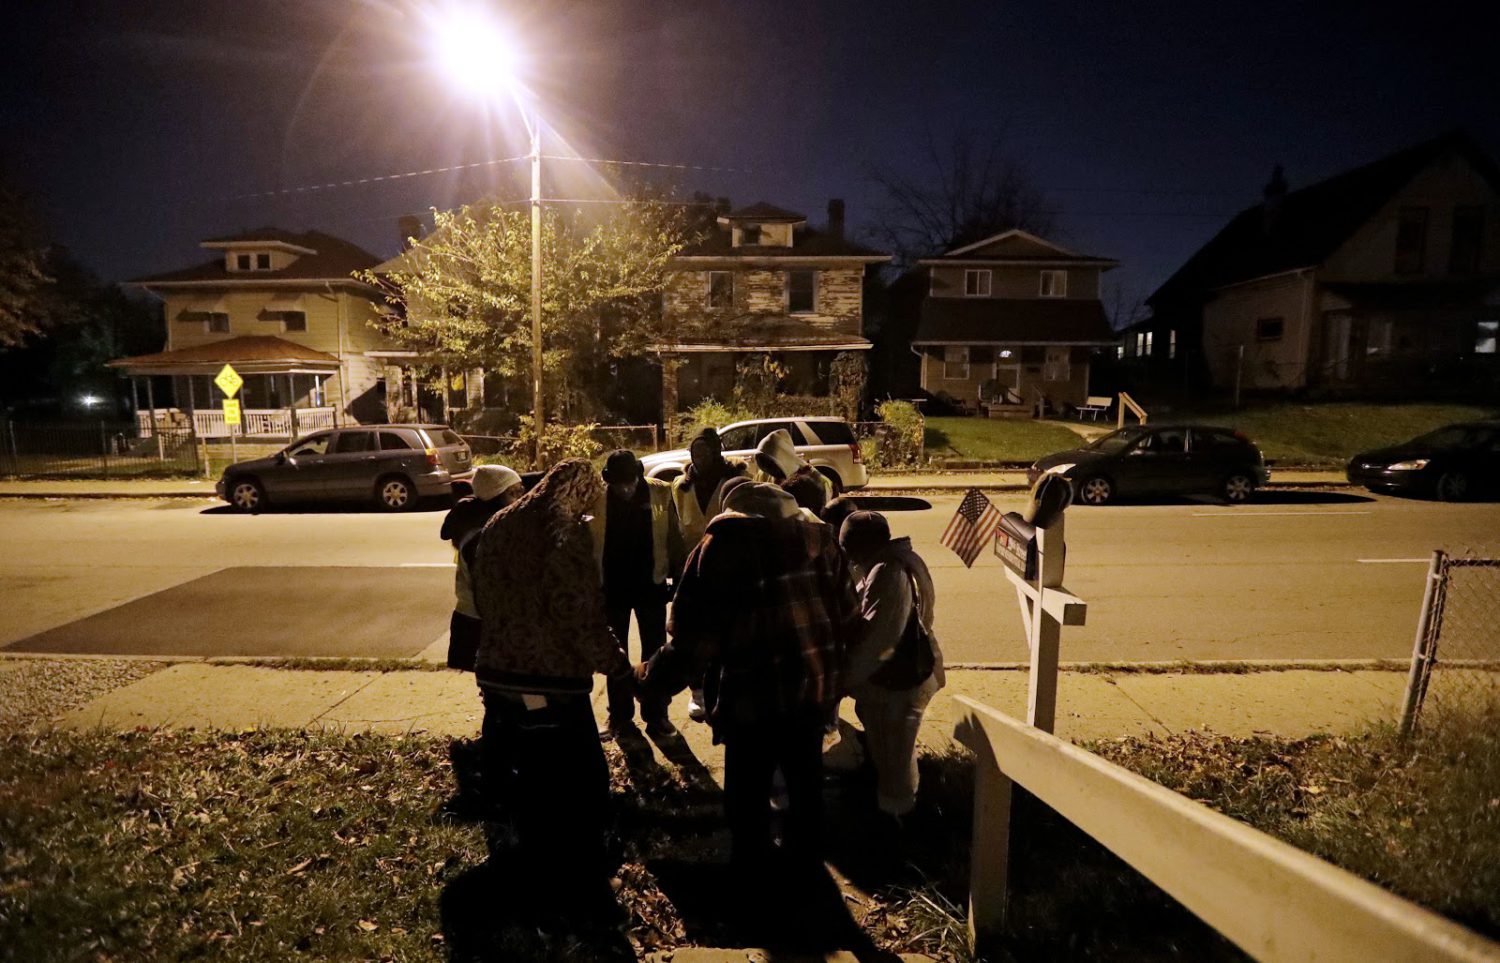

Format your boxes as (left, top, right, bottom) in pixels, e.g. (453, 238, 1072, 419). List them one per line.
(425, 448, 440, 467)
(849, 442, 862, 464)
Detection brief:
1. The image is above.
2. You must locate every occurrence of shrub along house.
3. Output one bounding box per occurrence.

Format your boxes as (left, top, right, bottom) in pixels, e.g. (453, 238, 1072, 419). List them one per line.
(111, 229, 394, 436)
(1132, 131, 1500, 396)
(910, 230, 1119, 415)
(654, 200, 891, 417)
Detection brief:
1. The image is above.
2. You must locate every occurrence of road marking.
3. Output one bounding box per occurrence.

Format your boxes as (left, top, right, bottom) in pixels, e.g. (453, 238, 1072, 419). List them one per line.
(1356, 558, 1429, 564)
(1191, 510, 1372, 518)
(400, 562, 455, 568)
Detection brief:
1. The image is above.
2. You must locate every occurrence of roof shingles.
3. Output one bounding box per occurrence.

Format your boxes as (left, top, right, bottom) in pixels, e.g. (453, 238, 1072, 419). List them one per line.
(131, 230, 382, 285)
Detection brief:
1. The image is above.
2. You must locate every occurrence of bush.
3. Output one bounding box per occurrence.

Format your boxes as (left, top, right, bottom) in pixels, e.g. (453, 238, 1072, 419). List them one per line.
(669, 399, 752, 447)
(867, 399, 925, 468)
(511, 417, 605, 470)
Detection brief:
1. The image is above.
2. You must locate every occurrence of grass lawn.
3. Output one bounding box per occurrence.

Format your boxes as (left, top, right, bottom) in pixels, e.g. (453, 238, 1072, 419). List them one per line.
(1167, 402, 1497, 466)
(1093, 704, 1500, 939)
(923, 416, 1084, 465)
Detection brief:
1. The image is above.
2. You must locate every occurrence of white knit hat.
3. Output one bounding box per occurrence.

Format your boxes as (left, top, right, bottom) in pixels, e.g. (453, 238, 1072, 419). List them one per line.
(471, 464, 523, 501)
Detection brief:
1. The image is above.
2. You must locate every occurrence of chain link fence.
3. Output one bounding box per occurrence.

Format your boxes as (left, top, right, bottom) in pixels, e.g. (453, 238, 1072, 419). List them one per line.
(0, 419, 200, 478)
(1399, 547, 1500, 737)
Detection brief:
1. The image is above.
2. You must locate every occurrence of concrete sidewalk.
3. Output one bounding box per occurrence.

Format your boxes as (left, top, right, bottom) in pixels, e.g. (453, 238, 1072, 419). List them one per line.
(1, 469, 1350, 499)
(50, 661, 1409, 780)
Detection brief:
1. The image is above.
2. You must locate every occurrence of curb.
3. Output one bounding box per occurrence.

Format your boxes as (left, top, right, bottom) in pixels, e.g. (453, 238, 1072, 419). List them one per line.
(0, 491, 217, 500)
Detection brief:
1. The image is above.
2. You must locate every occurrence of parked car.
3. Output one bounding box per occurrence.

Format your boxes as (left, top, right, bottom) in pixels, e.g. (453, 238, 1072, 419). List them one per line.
(1346, 421, 1500, 501)
(217, 424, 474, 512)
(1028, 424, 1270, 505)
(640, 417, 869, 493)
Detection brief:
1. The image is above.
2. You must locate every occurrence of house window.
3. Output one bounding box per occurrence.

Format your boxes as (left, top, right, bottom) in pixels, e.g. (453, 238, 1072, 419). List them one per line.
(1477, 321, 1499, 355)
(943, 346, 970, 380)
(1039, 269, 1068, 298)
(1116, 343, 1125, 360)
(739, 224, 762, 246)
(1134, 331, 1145, 356)
(706, 271, 734, 309)
(1394, 207, 1428, 274)
(1366, 319, 1393, 356)
(255, 252, 272, 270)
(1450, 206, 1484, 274)
(235, 253, 251, 271)
(1168, 329, 1178, 359)
(787, 270, 817, 313)
(1143, 331, 1154, 355)
(207, 314, 230, 333)
(964, 269, 991, 297)
(283, 312, 307, 332)
(1044, 348, 1071, 382)
(1256, 318, 1284, 342)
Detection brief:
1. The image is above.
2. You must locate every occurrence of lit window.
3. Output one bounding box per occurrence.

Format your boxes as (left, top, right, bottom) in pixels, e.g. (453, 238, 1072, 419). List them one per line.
(943, 346, 970, 379)
(1143, 331, 1154, 355)
(1039, 270, 1068, 298)
(706, 271, 733, 309)
(256, 253, 272, 270)
(1135, 332, 1145, 356)
(1168, 330, 1178, 359)
(1477, 320, 1499, 355)
(1257, 318, 1284, 342)
(1116, 344, 1125, 360)
(787, 270, 817, 313)
(964, 269, 991, 297)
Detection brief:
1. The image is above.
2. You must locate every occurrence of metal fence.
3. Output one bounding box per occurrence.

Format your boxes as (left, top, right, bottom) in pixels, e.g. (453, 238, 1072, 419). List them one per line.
(0, 420, 200, 478)
(1399, 548, 1500, 737)
(460, 424, 663, 463)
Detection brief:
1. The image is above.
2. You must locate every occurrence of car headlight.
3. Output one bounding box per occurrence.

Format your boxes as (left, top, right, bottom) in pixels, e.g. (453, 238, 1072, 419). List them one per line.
(1046, 463, 1076, 475)
(1387, 459, 1430, 471)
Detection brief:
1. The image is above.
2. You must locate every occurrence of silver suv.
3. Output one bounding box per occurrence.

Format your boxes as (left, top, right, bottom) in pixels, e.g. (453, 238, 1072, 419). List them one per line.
(217, 424, 473, 512)
(640, 417, 869, 493)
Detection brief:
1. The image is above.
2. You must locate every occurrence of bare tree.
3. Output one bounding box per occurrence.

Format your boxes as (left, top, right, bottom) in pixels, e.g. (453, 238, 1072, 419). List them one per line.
(1103, 278, 1148, 331)
(869, 127, 1055, 264)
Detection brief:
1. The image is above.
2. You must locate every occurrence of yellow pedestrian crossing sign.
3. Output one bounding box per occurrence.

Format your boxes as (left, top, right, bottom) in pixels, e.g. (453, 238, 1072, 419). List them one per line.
(215, 364, 243, 399)
(222, 399, 242, 426)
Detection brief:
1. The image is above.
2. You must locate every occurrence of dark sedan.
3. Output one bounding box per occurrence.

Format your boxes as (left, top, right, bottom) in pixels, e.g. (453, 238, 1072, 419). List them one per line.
(1028, 424, 1271, 505)
(1346, 421, 1500, 501)
(216, 424, 474, 512)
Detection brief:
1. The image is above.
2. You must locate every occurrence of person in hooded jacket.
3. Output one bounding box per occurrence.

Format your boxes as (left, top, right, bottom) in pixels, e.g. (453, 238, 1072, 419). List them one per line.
(637, 481, 860, 873)
(753, 428, 834, 516)
(440, 465, 525, 672)
(470, 459, 632, 891)
(839, 511, 945, 823)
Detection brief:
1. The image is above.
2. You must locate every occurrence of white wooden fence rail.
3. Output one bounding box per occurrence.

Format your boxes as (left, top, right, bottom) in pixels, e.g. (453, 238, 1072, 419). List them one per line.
(953, 694, 1500, 962)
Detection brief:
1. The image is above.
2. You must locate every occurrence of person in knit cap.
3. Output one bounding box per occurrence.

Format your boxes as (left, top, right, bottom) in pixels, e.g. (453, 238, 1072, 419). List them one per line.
(588, 450, 682, 737)
(441, 465, 525, 672)
(839, 510, 944, 825)
(670, 429, 748, 721)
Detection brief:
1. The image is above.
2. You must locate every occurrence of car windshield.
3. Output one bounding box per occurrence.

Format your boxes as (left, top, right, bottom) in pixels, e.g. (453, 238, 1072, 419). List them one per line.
(1088, 427, 1148, 454)
(1408, 425, 1491, 450)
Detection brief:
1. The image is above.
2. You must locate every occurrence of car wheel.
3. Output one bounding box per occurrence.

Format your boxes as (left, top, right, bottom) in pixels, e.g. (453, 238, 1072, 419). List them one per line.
(1078, 475, 1113, 506)
(228, 477, 266, 513)
(815, 466, 844, 496)
(1434, 471, 1470, 502)
(1222, 473, 1256, 504)
(376, 475, 416, 512)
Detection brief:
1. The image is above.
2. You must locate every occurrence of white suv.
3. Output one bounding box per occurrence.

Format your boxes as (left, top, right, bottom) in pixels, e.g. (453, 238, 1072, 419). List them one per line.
(641, 417, 869, 493)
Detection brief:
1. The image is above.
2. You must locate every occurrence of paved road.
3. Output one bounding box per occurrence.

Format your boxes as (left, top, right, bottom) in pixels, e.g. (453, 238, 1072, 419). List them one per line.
(1, 493, 1496, 663)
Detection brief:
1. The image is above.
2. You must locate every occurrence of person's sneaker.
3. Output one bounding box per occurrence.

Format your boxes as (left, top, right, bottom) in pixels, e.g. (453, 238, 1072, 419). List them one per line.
(687, 688, 707, 722)
(644, 716, 678, 739)
(600, 717, 637, 740)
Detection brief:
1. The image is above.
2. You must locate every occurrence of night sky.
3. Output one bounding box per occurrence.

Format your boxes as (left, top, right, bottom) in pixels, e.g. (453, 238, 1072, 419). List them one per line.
(4, 0, 1497, 311)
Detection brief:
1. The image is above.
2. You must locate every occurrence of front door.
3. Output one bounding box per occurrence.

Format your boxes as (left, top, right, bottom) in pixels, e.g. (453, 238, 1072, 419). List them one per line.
(1322, 313, 1353, 383)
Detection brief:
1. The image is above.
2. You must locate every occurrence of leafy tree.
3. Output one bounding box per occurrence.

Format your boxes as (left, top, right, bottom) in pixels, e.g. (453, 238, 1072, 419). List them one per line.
(0, 182, 54, 349)
(363, 198, 704, 422)
(869, 126, 1055, 264)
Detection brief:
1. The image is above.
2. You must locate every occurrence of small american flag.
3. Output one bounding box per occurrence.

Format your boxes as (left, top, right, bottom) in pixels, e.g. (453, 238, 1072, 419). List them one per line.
(942, 488, 1001, 568)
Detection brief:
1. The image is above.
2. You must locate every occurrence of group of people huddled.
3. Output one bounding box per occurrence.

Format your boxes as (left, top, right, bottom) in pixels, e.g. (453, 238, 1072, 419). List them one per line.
(440, 427, 943, 899)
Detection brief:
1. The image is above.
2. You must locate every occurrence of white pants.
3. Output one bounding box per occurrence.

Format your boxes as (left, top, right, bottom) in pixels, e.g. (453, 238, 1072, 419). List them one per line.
(852, 675, 940, 816)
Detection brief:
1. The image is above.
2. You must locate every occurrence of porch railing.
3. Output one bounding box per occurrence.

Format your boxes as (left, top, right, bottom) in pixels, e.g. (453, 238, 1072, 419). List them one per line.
(135, 407, 336, 439)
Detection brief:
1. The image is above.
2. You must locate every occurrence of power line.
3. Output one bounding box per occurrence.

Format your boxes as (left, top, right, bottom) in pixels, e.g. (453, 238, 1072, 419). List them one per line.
(230, 155, 529, 199)
(540, 154, 754, 174)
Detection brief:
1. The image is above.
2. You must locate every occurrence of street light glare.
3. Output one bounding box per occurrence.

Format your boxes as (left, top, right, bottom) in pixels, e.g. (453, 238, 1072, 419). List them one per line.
(431, 4, 521, 100)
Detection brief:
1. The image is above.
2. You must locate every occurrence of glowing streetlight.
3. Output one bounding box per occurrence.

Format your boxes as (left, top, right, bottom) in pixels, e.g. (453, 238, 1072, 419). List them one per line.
(430, 4, 546, 463)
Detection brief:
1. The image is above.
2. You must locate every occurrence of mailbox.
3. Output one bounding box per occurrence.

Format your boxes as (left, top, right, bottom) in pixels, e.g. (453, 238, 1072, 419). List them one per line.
(993, 512, 1038, 579)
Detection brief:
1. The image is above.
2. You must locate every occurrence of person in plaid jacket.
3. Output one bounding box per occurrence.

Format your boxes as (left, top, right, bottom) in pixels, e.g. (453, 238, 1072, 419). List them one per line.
(638, 480, 859, 872)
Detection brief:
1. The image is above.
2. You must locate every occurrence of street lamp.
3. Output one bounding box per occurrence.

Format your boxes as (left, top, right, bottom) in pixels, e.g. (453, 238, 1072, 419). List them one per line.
(431, 5, 545, 464)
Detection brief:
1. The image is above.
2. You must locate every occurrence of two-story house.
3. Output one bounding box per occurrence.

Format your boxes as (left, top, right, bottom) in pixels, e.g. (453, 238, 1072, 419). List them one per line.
(655, 200, 890, 416)
(110, 228, 394, 435)
(1135, 131, 1500, 395)
(909, 230, 1119, 413)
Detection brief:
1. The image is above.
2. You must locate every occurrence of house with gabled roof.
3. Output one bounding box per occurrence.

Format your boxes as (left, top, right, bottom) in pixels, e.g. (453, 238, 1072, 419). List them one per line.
(907, 229, 1119, 414)
(110, 228, 402, 436)
(1133, 131, 1500, 395)
(655, 199, 891, 415)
